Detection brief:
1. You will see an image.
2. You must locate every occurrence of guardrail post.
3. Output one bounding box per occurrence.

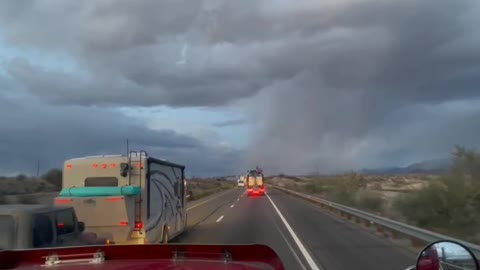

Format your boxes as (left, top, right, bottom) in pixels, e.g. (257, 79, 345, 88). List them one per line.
(376, 225, 384, 234)
(410, 237, 426, 248)
(391, 230, 400, 239)
(364, 220, 371, 227)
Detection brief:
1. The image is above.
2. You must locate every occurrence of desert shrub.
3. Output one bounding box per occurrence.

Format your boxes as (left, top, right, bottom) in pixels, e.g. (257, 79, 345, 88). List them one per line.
(18, 194, 38, 204)
(355, 190, 383, 213)
(16, 174, 27, 181)
(0, 196, 8, 205)
(394, 146, 480, 241)
(328, 180, 359, 205)
(186, 179, 235, 201)
(42, 169, 62, 190)
(303, 181, 324, 194)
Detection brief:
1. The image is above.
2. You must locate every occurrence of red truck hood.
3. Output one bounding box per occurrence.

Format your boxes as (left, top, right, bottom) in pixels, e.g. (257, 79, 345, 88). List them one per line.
(0, 244, 285, 270)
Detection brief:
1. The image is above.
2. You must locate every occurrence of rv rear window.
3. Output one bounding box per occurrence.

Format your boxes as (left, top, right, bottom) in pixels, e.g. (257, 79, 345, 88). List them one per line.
(85, 177, 118, 187)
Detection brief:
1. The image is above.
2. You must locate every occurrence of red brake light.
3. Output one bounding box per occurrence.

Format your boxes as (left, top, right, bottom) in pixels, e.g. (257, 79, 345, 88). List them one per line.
(106, 197, 124, 202)
(57, 223, 65, 229)
(93, 163, 98, 169)
(55, 198, 72, 204)
(110, 163, 117, 168)
(120, 221, 128, 227)
(66, 164, 72, 170)
(136, 163, 143, 169)
(102, 163, 107, 169)
(135, 222, 143, 230)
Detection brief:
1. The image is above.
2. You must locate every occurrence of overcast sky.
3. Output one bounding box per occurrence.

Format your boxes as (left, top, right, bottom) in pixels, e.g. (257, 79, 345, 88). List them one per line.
(1, 0, 480, 176)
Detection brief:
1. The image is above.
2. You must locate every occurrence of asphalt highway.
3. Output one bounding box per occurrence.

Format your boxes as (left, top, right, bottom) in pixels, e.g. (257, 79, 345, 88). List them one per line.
(175, 187, 416, 270)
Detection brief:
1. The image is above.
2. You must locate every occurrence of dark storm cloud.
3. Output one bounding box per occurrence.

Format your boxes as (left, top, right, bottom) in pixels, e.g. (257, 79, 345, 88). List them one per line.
(0, 84, 241, 176)
(1, 0, 480, 174)
(0, 0, 268, 107)
(149, 146, 246, 177)
(2, 0, 479, 107)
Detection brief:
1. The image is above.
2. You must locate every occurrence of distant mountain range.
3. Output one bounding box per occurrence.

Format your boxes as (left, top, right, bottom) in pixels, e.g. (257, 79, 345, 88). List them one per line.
(358, 158, 452, 175)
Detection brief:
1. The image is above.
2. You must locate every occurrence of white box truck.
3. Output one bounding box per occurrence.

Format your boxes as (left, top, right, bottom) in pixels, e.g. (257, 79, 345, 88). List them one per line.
(237, 176, 245, 187)
(54, 151, 187, 245)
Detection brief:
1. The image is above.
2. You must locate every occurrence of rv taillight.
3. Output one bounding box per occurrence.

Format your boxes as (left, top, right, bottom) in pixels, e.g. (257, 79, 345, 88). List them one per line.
(66, 164, 72, 170)
(120, 221, 128, 227)
(107, 197, 124, 202)
(110, 163, 117, 168)
(55, 198, 72, 204)
(135, 222, 143, 230)
(93, 163, 98, 169)
(102, 163, 107, 169)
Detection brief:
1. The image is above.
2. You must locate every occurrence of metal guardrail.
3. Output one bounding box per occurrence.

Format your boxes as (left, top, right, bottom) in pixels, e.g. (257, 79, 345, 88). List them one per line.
(270, 185, 480, 256)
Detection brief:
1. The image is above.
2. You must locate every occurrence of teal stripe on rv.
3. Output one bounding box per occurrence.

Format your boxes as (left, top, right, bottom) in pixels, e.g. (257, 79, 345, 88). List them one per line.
(59, 186, 141, 197)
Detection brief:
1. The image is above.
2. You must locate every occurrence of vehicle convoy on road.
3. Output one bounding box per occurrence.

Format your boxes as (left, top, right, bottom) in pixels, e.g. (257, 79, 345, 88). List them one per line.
(246, 170, 265, 196)
(54, 151, 187, 245)
(0, 205, 90, 250)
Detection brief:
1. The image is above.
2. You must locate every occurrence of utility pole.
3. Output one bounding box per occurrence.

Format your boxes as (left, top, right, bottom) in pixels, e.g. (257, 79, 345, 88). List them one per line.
(126, 138, 129, 157)
(36, 160, 40, 177)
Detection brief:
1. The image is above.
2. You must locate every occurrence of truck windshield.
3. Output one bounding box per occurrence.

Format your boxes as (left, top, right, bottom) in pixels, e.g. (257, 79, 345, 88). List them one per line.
(0, 215, 15, 250)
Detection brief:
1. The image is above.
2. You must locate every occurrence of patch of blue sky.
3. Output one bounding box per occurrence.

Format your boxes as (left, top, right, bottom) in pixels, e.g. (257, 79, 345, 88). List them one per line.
(117, 106, 249, 148)
(0, 32, 81, 76)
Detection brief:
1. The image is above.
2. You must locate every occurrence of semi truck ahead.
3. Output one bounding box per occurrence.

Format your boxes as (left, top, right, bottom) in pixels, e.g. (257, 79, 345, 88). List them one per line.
(54, 151, 187, 245)
(246, 170, 265, 196)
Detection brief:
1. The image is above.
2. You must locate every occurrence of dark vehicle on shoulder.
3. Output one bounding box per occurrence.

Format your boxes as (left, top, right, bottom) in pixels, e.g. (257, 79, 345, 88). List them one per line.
(0, 204, 94, 250)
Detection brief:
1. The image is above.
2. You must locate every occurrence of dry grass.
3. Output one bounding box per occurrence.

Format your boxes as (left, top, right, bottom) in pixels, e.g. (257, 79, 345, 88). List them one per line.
(266, 174, 435, 221)
(0, 177, 58, 195)
(267, 146, 480, 244)
(0, 174, 59, 205)
(187, 178, 236, 201)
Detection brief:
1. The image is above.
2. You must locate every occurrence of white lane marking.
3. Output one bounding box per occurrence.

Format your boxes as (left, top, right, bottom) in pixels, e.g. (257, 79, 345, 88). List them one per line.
(266, 193, 321, 270)
(216, 215, 224, 223)
(230, 204, 234, 208)
(273, 218, 308, 270)
(187, 189, 234, 211)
